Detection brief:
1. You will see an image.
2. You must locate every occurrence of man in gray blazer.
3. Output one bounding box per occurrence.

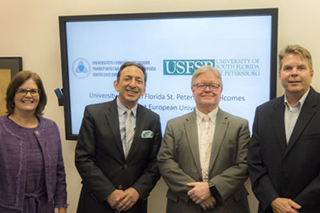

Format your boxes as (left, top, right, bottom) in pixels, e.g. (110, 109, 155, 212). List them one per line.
(75, 62, 162, 213)
(158, 66, 250, 213)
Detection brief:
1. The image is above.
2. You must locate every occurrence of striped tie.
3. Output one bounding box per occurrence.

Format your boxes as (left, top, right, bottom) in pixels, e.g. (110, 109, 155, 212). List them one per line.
(125, 109, 134, 158)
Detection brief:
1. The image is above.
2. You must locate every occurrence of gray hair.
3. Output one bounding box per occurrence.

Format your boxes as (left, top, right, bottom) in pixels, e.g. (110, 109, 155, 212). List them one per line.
(191, 66, 223, 87)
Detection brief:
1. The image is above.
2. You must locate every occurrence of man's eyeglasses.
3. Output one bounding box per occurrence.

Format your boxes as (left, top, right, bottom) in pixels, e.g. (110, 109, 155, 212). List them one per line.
(193, 83, 221, 91)
(16, 88, 40, 96)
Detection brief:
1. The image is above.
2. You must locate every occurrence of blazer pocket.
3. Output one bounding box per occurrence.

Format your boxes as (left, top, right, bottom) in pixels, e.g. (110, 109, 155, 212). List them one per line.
(233, 188, 249, 201)
(166, 190, 189, 203)
(141, 130, 154, 139)
(166, 190, 179, 202)
(300, 132, 320, 140)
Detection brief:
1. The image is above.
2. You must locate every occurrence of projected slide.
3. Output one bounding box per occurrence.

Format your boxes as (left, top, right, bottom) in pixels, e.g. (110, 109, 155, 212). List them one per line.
(60, 10, 277, 139)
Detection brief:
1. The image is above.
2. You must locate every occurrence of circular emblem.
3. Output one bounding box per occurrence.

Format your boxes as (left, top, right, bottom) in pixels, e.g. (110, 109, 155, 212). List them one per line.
(72, 58, 91, 79)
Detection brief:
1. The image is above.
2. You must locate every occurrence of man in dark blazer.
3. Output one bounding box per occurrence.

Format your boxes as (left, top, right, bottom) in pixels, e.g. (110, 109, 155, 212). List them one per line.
(158, 66, 250, 213)
(75, 62, 162, 213)
(248, 44, 320, 213)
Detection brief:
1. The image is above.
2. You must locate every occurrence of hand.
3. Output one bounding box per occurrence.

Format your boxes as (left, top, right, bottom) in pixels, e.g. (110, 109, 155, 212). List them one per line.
(107, 189, 126, 209)
(187, 182, 211, 204)
(200, 195, 216, 211)
(117, 187, 140, 212)
(271, 198, 301, 213)
(58, 207, 67, 213)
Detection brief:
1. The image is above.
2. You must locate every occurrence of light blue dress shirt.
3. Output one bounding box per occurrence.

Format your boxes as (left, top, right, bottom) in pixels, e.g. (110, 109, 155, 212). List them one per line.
(284, 88, 309, 143)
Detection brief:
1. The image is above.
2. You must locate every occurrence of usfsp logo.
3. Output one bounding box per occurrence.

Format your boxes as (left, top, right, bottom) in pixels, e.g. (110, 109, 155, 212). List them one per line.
(72, 58, 91, 79)
(163, 60, 215, 75)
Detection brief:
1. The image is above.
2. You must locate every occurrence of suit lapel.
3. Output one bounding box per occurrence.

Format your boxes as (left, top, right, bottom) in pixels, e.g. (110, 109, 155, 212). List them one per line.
(208, 109, 227, 171)
(185, 112, 202, 176)
(270, 98, 287, 153)
(284, 88, 318, 157)
(105, 100, 125, 158)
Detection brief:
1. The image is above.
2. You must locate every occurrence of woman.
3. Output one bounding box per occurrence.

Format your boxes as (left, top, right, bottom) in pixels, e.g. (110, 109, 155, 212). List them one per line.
(0, 71, 67, 213)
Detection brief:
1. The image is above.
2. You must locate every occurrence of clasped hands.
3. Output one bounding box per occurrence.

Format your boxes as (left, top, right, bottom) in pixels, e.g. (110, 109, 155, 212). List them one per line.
(187, 182, 216, 211)
(107, 187, 140, 212)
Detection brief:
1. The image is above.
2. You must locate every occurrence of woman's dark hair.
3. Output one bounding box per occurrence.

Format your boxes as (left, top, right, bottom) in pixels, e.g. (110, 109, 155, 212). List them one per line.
(6, 70, 47, 116)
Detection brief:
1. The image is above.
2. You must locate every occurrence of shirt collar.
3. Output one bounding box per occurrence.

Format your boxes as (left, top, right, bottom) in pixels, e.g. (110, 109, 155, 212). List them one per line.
(196, 107, 218, 125)
(284, 88, 310, 109)
(116, 97, 138, 117)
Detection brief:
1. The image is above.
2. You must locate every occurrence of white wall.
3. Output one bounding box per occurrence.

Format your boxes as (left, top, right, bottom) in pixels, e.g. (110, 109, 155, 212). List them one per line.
(1, 1, 320, 212)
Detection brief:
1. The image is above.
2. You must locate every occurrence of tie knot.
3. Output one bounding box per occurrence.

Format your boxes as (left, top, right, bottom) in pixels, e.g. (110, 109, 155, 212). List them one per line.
(126, 109, 132, 116)
(203, 115, 210, 122)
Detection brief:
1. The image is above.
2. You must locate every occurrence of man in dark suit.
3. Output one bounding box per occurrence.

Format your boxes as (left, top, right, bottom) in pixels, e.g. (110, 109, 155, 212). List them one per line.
(248, 44, 320, 213)
(75, 62, 162, 213)
(158, 66, 250, 213)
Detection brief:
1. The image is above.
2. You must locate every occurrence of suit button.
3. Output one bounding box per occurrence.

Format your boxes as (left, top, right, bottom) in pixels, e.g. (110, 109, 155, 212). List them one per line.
(124, 164, 128, 169)
(118, 185, 123, 190)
